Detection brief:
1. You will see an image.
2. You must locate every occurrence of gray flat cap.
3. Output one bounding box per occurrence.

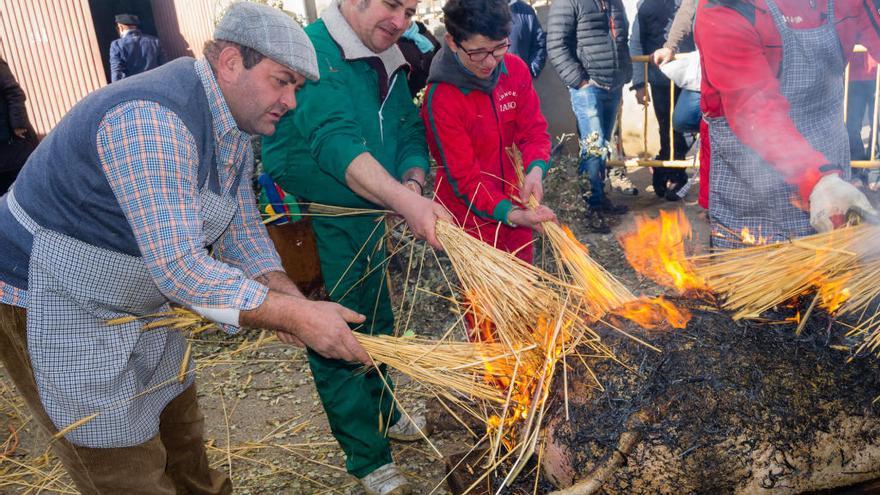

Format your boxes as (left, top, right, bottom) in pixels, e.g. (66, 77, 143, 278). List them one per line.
(214, 2, 319, 81)
(115, 14, 140, 25)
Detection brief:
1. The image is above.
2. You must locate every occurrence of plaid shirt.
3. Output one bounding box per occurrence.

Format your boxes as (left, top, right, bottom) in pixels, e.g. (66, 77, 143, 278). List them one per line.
(0, 59, 282, 315)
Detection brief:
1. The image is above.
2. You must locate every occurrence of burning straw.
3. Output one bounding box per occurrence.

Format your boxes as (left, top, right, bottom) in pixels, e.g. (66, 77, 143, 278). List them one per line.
(690, 224, 880, 320)
(508, 147, 636, 319)
(435, 219, 613, 473)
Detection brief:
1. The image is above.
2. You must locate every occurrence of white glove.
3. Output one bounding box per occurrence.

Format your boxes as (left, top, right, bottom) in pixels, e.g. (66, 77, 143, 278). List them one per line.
(809, 174, 876, 232)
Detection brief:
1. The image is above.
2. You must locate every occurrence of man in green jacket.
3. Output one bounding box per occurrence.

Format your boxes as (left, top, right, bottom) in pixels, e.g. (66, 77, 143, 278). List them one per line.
(261, 0, 445, 493)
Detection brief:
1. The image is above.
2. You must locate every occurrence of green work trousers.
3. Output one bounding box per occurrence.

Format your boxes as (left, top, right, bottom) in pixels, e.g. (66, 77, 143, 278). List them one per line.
(308, 215, 400, 478)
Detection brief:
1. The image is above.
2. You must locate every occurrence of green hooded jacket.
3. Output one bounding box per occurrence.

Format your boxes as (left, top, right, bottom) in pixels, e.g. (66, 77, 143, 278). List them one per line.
(262, 7, 429, 208)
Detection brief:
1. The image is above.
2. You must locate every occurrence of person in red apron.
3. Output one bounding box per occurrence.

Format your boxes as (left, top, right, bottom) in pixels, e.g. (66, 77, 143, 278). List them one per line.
(695, 0, 880, 249)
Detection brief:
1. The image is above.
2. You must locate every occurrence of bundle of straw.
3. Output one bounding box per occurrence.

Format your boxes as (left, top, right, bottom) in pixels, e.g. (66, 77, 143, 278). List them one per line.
(691, 224, 880, 320)
(435, 218, 615, 486)
(108, 309, 521, 403)
(507, 147, 637, 319)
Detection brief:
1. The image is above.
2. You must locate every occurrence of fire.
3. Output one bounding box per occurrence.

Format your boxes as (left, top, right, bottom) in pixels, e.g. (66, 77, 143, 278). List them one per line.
(562, 225, 588, 254)
(556, 224, 636, 318)
(816, 276, 851, 314)
(612, 296, 691, 329)
(740, 227, 769, 245)
(465, 293, 564, 449)
(618, 210, 708, 294)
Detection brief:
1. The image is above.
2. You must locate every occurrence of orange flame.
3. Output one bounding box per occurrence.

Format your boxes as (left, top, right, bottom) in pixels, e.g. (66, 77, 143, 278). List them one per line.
(612, 296, 691, 329)
(465, 293, 563, 447)
(740, 227, 770, 245)
(618, 210, 707, 294)
(562, 225, 588, 254)
(816, 276, 851, 314)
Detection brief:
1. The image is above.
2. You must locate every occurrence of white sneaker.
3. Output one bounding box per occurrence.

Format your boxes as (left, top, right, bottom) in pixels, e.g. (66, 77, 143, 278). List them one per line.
(675, 179, 692, 199)
(359, 463, 412, 495)
(609, 168, 639, 196)
(387, 413, 431, 442)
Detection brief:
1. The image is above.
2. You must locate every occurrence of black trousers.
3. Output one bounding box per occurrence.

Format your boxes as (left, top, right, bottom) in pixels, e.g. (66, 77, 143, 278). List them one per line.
(651, 83, 689, 193)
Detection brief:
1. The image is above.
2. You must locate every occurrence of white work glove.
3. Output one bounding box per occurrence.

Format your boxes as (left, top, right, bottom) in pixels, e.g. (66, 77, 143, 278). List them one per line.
(809, 174, 877, 232)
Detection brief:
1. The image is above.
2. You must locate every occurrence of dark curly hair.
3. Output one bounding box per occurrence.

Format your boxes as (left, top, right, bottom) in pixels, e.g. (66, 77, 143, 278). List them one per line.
(442, 0, 512, 45)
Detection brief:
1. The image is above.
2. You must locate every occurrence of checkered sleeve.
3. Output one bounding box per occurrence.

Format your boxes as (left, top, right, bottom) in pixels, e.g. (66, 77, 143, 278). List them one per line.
(97, 101, 268, 314)
(215, 152, 284, 278)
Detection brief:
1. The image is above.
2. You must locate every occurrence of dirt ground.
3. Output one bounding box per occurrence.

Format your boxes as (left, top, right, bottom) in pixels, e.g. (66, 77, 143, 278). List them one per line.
(0, 156, 714, 494)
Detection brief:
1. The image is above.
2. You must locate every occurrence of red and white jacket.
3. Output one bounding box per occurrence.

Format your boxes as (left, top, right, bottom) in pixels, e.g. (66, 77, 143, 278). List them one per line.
(421, 54, 550, 259)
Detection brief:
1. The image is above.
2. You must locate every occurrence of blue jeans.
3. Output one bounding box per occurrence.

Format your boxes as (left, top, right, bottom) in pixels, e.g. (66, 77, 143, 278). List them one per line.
(569, 85, 622, 207)
(846, 80, 878, 184)
(672, 89, 701, 133)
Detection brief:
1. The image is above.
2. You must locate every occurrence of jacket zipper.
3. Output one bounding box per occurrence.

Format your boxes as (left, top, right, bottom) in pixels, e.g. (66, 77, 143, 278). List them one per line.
(599, 0, 619, 76)
(378, 73, 399, 145)
(490, 91, 506, 193)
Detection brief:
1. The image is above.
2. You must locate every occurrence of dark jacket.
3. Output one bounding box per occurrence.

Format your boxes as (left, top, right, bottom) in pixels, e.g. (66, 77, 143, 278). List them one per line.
(547, 0, 632, 89)
(630, 0, 696, 89)
(109, 29, 164, 82)
(0, 57, 36, 175)
(397, 21, 441, 97)
(0, 58, 29, 143)
(509, 0, 548, 78)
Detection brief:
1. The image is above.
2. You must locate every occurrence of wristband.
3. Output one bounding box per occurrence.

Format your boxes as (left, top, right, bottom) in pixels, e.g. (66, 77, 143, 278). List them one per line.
(506, 207, 521, 228)
(405, 178, 424, 195)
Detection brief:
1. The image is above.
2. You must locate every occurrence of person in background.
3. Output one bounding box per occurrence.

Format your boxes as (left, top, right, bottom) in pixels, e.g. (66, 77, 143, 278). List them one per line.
(630, 0, 695, 201)
(845, 51, 879, 190)
(110, 13, 164, 82)
(397, 20, 441, 97)
(652, 0, 709, 208)
(548, 0, 635, 234)
(0, 56, 37, 194)
(508, 0, 547, 79)
(261, 0, 448, 492)
(0, 4, 376, 493)
(695, 0, 880, 249)
(423, 0, 556, 265)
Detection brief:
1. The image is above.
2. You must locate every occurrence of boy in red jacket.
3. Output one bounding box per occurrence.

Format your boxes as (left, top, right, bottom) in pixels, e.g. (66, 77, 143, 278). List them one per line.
(696, 0, 880, 248)
(422, 0, 556, 263)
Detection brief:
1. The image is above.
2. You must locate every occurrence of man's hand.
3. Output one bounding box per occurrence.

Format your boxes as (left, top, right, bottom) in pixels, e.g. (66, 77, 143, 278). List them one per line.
(287, 299, 370, 363)
(343, 153, 451, 249)
(12, 128, 27, 139)
(578, 79, 590, 89)
(809, 173, 877, 232)
(508, 205, 557, 234)
(652, 47, 675, 66)
(521, 167, 545, 204)
(635, 87, 650, 105)
(276, 330, 304, 346)
(395, 195, 452, 250)
(240, 292, 371, 365)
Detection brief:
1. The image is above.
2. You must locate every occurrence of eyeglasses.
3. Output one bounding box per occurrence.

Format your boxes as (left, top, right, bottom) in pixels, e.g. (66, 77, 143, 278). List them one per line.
(456, 40, 510, 63)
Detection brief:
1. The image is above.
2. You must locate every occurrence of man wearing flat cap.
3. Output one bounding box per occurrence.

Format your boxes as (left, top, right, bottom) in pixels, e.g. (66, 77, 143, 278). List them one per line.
(0, 3, 384, 493)
(110, 13, 164, 82)
(261, 0, 449, 492)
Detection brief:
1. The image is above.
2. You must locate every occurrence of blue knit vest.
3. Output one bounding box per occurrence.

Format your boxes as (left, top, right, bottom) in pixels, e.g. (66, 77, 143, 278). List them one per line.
(0, 57, 217, 293)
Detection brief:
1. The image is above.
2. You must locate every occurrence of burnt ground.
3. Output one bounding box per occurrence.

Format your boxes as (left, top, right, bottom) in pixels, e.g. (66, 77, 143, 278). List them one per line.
(548, 303, 880, 494)
(2, 157, 877, 494)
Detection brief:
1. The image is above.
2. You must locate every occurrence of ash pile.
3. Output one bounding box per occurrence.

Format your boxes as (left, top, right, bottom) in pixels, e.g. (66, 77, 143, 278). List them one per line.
(543, 304, 880, 494)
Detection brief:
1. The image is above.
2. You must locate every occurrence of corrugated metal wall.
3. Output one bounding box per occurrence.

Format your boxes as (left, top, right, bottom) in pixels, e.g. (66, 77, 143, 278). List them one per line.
(0, 0, 106, 136)
(151, 0, 216, 60)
